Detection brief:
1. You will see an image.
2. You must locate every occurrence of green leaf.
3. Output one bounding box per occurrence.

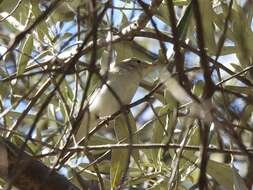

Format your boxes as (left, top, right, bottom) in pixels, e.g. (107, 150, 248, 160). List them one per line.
(232, 166, 248, 190)
(30, 0, 50, 41)
(11, 135, 35, 155)
(110, 113, 140, 189)
(3, 110, 60, 124)
(155, 3, 170, 25)
(220, 46, 237, 55)
(0, 12, 25, 31)
(142, 176, 168, 190)
(226, 85, 253, 95)
(176, 1, 193, 41)
(231, 63, 243, 73)
(180, 126, 199, 167)
(0, 0, 29, 27)
(239, 105, 253, 127)
(198, 0, 216, 54)
(79, 160, 111, 174)
(123, 171, 165, 188)
(164, 89, 178, 107)
(156, 1, 189, 26)
(17, 34, 33, 76)
(51, 3, 75, 21)
(0, 67, 7, 78)
(59, 101, 67, 123)
(207, 161, 234, 190)
(88, 134, 115, 145)
(150, 106, 169, 164)
(61, 79, 74, 101)
(192, 80, 204, 97)
(110, 148, 128, 189)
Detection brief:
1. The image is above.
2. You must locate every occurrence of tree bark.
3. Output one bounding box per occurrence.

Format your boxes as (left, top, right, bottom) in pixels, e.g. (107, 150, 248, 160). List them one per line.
(0, 137, 79, 190)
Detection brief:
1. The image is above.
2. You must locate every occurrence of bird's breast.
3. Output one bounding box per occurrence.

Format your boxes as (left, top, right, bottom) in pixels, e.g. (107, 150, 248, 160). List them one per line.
(89, 73, 140, 117)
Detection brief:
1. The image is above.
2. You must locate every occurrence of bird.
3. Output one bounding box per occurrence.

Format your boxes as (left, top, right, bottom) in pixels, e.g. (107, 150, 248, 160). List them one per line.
(74, 58, 155, 142)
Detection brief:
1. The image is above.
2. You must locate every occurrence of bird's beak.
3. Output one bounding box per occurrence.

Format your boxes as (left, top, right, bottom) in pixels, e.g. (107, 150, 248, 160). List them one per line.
(141, 62, 157, 76)
(145, 63, 157, 69)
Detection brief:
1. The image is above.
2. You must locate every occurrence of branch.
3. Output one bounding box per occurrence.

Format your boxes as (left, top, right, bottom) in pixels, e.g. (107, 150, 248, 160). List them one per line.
(0, 137, 79, 190)
(71, 143, 253, 155)
(81, 0, 163, 54)
(192, 0, 215, 99)
(134, 30, 253, 86)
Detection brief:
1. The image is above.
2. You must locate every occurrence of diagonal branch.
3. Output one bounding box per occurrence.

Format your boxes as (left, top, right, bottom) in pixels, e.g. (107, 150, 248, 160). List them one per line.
(0, 137, 79, 190)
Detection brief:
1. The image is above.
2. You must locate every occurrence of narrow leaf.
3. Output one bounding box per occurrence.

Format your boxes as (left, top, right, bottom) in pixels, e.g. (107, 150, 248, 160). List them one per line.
(17, 35, 33, 75)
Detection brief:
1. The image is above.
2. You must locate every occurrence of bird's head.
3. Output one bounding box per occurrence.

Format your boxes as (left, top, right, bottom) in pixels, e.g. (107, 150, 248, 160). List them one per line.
(116, 58, 155, 77)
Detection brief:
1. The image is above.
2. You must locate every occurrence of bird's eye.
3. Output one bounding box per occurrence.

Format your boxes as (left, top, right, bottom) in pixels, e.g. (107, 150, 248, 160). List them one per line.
(137, 60, 141, 63)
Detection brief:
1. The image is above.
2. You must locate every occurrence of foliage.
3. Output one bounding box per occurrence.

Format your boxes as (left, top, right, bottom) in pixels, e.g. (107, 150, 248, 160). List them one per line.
(0, 0, 253, 189)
